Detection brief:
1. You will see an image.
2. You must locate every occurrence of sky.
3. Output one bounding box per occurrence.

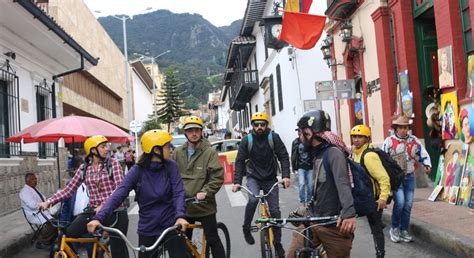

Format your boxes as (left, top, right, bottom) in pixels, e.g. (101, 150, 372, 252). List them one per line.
(83, 0, 248, 27)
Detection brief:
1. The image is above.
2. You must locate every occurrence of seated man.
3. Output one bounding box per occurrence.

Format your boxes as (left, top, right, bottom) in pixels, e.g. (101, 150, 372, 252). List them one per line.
(19, 173, 58, 249)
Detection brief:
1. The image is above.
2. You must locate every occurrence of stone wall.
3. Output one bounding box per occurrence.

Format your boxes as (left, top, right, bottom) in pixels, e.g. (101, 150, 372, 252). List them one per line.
(0, 148, 69, 216)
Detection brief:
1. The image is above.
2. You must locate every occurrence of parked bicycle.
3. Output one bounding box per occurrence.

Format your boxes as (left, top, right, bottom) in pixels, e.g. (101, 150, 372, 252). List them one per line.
(237, 181, 281, 258)
(184, 197, 231, 258)
(255, 215, 339, 258)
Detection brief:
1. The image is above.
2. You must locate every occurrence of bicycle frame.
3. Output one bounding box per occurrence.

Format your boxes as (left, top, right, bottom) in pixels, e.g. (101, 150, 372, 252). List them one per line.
(185, 223, 206, 258)
(54, 235, 110, 258)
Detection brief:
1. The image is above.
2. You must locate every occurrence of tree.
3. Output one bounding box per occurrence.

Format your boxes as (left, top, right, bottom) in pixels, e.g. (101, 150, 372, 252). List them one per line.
(139, 115, 162, 136)
(156, 67, 187, 132)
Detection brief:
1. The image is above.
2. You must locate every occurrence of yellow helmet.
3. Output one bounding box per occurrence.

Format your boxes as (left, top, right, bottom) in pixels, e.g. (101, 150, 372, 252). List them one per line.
(350, 125, 371, 137)
(183, 116, 204, 130)
(141, 130, 173, 154)
(251, 112, 269, 123)
(84, 135, 108, 156)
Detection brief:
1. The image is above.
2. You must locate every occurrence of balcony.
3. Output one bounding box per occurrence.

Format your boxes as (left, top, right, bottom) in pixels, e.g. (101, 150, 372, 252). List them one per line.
(325, 0, 359, 19)
(229, 70, 259, 111)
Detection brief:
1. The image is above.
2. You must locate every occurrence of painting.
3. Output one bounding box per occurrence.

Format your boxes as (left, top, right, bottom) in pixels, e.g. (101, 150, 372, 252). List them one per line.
(438, 45, 454, 89)
(457, 155, 474, 207)
(449, 186, 460, 205)
(399, 70, 413, 118)
(428, 185, 443, 202)
(440, 143, 468, 202)
(441, 92, 459, 140)
(466, 54, 474, 98)
(458, 105, 474, 144)
(434, 154, 445, 186)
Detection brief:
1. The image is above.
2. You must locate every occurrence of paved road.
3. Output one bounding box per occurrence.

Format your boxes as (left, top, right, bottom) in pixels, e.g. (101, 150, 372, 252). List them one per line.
(15, 179, 455, 257)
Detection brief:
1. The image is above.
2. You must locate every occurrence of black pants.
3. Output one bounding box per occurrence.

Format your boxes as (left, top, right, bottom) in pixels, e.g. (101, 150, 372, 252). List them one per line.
(139, 232, 189, 258)
(65, 210, 129, 258)
(186, 214, 225, 258)
(366, 208, 385, 258)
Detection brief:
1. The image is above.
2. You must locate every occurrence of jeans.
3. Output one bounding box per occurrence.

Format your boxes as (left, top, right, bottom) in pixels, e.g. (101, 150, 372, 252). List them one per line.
(367, 208, 385, 257)
(243, 177, 282, 244)
(298, 168, 313, 203)
(186, 214, 225, 258)
(391, 173, 415, 231)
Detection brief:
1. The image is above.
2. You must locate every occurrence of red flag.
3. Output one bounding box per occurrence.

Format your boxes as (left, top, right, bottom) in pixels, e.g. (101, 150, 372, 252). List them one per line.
(278, 11, 326, 50)
(302, 0, 313, 13)
(285, 0, 313, 13)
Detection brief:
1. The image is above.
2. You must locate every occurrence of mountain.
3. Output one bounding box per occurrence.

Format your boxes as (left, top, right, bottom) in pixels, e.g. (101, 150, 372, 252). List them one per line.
(98, 10, 242, 105)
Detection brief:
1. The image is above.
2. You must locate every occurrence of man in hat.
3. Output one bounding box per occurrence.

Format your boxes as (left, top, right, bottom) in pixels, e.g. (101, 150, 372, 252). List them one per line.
(383, 115, 431, 243)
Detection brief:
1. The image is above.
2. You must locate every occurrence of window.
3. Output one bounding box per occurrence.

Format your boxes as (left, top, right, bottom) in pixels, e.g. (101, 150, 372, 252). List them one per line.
(276, 64, 284, 111)
(36, 80, 54, 158)
(460, 0, 473, 55)
(0, 64, 21, 157)
(269, 74, 276, 116)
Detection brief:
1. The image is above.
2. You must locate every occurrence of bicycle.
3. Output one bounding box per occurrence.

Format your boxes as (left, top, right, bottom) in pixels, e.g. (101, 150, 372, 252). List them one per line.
(53, 231, 111, 258)
(238, 181, 281, 258)
(255, 215, 339, 258)
(184, 197, 231, 258)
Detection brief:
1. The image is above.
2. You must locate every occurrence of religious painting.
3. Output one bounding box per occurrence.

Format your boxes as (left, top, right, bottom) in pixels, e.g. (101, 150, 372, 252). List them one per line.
(441, 92, 459, 140)
(440, 143, 468, 202)
(399, 70, 413, 118)
(438, 45, 454, 89)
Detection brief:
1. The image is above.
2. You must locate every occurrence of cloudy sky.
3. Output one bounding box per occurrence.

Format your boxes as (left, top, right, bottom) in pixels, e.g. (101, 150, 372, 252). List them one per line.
(83, 0, 248, 27)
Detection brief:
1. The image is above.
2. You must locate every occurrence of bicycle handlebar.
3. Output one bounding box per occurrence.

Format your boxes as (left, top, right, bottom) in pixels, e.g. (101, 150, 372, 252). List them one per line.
(238, 181, 282, 199)
(98, 224, 181, 253)
(255, 215, 339, 226)
(185, 197, 207, 204)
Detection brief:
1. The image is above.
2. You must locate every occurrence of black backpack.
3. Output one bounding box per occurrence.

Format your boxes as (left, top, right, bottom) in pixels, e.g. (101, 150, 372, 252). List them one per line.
(361, 147, 405, 191)
(323, 147, 376, 217)
(81, 158, 114, 181)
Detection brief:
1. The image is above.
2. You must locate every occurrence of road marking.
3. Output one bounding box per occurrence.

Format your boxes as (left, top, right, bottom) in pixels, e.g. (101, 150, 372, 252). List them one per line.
(225, 185, 248, 207)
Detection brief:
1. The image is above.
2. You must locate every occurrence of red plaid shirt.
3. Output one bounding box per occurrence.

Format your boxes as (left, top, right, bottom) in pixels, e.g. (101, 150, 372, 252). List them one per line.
(48, 158, 124, 208)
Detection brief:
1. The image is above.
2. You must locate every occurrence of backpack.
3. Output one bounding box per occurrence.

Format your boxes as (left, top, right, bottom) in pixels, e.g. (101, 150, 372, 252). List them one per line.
(81, 158, 114, 181)
(322, 147, 376, 217)
(247, 132, 274, 152)
(361, 147, 405, 191)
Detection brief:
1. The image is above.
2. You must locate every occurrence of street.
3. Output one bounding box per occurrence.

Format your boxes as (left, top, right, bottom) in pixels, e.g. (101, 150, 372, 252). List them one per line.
(14, 180, 455, 258)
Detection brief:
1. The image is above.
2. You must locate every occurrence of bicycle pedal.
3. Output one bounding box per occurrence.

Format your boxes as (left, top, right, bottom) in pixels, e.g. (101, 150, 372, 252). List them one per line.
(250, 226, 259, 232)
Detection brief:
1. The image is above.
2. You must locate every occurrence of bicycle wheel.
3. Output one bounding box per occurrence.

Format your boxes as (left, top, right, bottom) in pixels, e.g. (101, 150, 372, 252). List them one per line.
(259, 228, 273, 258)
(205, 222, 231, 258)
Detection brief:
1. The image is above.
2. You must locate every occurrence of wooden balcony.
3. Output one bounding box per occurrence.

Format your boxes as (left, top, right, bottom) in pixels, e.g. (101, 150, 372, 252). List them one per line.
(325, 0, 359, 19)
(229, 70, 259, 111)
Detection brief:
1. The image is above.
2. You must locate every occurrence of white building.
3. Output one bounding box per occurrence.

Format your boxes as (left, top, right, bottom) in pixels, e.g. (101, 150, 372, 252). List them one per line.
(221, 0, 334, 152)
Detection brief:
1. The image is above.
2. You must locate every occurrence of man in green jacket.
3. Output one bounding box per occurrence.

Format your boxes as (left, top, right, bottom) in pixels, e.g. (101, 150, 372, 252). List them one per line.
(172, 116, 225, 258)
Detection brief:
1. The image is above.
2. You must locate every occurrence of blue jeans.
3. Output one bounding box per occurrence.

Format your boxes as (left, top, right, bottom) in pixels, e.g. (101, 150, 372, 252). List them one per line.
(298, 168, 313, 203)
(391, 173, 415, 231)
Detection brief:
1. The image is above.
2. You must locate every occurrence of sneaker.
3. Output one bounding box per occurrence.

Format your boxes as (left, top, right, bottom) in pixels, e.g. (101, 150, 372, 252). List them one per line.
(274, 242, 285, 258)
(242, 226, 255, 245)
(400, 230, 413, 242)
(389, 227, 400, 243)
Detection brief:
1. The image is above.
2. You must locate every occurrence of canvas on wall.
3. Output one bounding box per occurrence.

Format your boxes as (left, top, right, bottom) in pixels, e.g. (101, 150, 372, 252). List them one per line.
(399, 70, 414, 118)
(438, 45, 454, 89)
(440, 143, 468, 203)
(441, 91, 460, 140)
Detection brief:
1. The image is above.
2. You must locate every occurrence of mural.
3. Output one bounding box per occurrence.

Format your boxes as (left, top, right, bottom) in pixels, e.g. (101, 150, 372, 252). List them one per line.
(438, 45, 454, 89)
(441, 92, 459, 140)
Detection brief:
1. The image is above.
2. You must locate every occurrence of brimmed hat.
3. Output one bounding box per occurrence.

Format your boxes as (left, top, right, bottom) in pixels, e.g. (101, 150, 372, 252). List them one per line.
(183, 123, 203, 130)
(392, 115, 410, 126)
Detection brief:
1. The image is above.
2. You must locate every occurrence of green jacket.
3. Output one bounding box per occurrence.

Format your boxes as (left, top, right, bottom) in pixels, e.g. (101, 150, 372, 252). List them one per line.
(172, 139, 224, 217)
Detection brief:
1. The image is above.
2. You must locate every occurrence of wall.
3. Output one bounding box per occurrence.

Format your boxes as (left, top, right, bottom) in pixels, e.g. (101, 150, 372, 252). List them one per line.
(131, 71, 153, 123)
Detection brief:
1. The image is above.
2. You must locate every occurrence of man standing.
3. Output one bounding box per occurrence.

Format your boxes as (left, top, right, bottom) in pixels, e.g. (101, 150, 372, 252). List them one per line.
(115, 146, 126, 172)
(172, 116, 226, 257)
(291, 129, 313, 204)
(351, 125, 390, 258)
(232, 112, 290, 258)
(287, 110, 356, 258)
(384, 115, 431, 243)
(19, 173, 57, 249)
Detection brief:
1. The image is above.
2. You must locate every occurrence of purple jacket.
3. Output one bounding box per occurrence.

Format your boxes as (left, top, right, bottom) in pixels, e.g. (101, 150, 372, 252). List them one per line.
(94, 160, 185, 237)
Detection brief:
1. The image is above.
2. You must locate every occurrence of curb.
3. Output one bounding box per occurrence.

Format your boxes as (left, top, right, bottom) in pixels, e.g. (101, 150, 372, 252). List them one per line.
(382, 213, 474, 257)
(0, 231, 34, 258)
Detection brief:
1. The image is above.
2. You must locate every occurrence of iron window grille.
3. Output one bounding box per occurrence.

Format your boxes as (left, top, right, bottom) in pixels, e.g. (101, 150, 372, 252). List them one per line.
(0, 60, 21, 157)
(36, 79, 55, 158)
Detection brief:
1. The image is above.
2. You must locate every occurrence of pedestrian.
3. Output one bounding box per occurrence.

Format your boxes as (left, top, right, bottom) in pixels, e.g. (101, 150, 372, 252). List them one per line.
(286, 110, 356, 258)
(172, 116, 226, 258)
(88, 130, 189, 258)
(125, 149, 135, 170)
(291, 128, 313, 204)
(350, 125, 390, 258)
(384, 115, 431, 243)
(232, 112, 290, 258)
(39, 135, 129, 258)
(115, 146, 126, 171)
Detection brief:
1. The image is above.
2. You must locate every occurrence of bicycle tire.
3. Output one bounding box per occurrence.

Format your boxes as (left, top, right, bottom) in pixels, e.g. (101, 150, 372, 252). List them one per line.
(205, 222, 231, 258)
(259, 228, 273, 258)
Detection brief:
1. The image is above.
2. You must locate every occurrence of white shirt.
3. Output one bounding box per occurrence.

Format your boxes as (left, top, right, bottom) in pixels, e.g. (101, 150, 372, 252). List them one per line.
(73, 183, 89, 216)
(115, 151, 124, 162)
(19, 184, 52, 225)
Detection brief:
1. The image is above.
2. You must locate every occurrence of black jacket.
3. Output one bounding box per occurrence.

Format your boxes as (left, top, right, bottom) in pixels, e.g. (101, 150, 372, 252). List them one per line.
(234, 129, 290, 184)
(291, 138, 299, 171)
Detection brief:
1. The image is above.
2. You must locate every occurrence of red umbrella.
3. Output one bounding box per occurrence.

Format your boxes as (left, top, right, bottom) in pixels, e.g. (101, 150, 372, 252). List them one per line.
(7, 115, 134, 144)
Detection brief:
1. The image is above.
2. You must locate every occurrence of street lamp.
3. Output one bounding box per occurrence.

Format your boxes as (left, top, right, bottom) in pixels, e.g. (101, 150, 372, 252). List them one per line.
(94, 8, 152, 124)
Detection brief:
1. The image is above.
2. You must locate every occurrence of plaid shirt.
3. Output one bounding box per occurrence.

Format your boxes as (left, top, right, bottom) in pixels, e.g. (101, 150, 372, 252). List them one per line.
(48, 158, 124, 208)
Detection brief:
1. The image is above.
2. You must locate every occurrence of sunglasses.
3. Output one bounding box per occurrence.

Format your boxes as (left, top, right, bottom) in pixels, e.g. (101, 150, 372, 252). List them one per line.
(253, 122, 267, 127)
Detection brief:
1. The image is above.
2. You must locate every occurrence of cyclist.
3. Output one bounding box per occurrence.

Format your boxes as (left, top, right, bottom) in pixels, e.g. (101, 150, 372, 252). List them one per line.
(384, 115, 431, 243)
(87, 130, 189, 258)
(172, 116, 225, 258)
(350, 125, 390, 258)
(287, 110, 356, 258)
(38, 135, 129, 258)
(232, 111, 290, 258)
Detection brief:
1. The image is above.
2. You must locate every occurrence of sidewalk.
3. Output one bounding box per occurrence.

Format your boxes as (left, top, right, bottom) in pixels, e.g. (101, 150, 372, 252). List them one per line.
(382, 187, 474, 257)
(0, 210, 35, 258)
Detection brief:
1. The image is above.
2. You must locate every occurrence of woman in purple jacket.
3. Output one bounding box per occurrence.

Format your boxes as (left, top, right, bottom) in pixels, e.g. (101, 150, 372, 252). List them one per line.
(87, 130, 189, 258)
